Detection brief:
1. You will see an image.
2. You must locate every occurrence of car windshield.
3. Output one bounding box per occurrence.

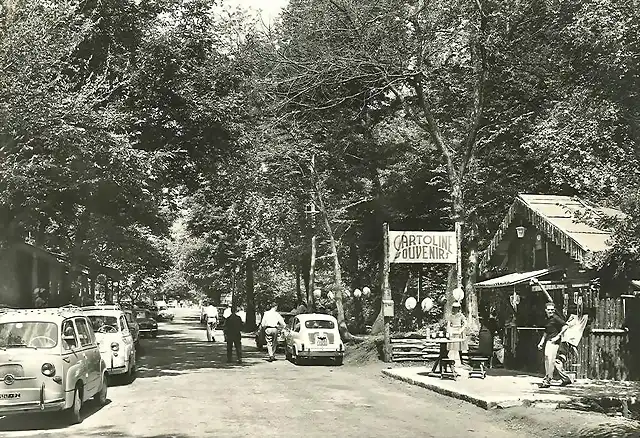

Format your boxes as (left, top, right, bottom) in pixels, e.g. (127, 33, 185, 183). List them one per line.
(0, 321, 58, 349)
(87, 316, 119, 332)
(135, 311, 150, 320)
(304, 319, 335, 329)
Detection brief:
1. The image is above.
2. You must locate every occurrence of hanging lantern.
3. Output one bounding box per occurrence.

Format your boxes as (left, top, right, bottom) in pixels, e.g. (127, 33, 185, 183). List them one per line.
(452, 287, 464, 302)
(405, 297, 417, 311)
(327, 291, 335, 300)
(362, 286, 371, 296)
(353, 288, 362, 298)
(313, 289, 322, 298)
(421, 297, 434, 312)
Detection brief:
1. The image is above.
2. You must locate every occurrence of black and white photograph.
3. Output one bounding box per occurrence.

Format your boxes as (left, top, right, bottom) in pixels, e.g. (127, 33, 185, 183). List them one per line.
(0, 0, 639, 436)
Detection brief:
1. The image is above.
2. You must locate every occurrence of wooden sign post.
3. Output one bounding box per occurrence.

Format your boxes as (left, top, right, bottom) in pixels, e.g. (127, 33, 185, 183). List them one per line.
(381, 224, 459, 362)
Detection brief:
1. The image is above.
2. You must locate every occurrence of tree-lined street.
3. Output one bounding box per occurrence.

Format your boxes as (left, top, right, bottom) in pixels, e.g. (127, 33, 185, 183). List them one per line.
(0, 308, 616, 438)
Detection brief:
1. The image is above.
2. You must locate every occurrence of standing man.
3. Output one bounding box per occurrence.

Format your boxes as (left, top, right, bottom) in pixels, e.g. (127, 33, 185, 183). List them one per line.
(224, 306, 243, 364)
(538, 302, 570, 387)
(261, 304, 286, 362)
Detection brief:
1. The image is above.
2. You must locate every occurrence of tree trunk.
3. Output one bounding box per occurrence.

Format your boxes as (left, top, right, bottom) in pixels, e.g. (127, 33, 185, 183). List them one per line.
(68, 209, 90, 305)
(465, 220, 480, 333)
(308, 234, 317, 311)
(295, 262, 305, 305)
(245, 255, 256, 331)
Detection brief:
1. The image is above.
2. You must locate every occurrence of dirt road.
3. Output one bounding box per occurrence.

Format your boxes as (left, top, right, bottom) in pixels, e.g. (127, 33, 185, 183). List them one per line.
(0, 309, 631, 438)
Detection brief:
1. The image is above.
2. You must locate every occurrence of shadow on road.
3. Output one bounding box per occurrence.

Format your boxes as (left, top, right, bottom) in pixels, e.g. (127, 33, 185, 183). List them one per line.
(133, 321, 267, 378)
(0, 398, 111, 432)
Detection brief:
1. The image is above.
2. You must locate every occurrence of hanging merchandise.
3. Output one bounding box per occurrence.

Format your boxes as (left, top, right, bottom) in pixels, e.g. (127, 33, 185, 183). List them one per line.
(509, 289, 520, 312)
(577, 295, 584, 316)
(563, 293, 569, 317)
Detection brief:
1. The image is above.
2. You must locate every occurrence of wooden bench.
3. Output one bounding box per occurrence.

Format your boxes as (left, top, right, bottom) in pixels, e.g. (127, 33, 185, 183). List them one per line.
(468, 356, 489, 379)
(440, 359, 457, 380)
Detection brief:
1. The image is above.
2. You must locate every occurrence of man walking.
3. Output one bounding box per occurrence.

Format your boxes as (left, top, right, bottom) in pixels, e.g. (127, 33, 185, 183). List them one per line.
(224, 306, 243, 364)
(261, 304, 286, 362)
(538, 301, 570, 387)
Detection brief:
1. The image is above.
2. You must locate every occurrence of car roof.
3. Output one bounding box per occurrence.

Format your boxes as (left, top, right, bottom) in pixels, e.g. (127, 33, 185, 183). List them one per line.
(81, 306, 125, 317)
(0, 306, 88, 323)
(295, 313, 337, 322)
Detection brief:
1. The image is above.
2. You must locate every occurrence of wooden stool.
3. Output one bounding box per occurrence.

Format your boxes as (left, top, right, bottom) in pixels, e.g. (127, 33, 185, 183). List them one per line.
(441, 359, 457, 380)
(469, 357, 489, 379)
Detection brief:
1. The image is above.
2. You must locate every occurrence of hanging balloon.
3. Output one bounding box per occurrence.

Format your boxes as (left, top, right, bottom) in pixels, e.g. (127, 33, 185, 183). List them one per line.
(452, 287, 465, 302)
(362, 286, 371, 296)
(405, 297, 417, 311)
(313, 289, 322, 298)
(327, 291, 335, 300)
(344, 289, 351, 298)
(353, 289, 362, 298)
(421, 297, 434, 312)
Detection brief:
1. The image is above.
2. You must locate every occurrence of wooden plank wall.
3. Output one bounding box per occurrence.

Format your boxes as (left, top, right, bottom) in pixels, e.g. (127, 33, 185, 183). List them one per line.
(580, 291, 629, 380)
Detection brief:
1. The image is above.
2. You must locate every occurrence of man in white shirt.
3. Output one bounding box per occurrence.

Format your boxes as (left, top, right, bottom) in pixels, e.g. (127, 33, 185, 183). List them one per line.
(261, 305, 286, 361)
(205, 305, 218, 342)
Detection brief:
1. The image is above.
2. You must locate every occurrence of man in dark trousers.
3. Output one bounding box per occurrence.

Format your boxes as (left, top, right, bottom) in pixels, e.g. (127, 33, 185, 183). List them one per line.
(224, 306, 243, 364)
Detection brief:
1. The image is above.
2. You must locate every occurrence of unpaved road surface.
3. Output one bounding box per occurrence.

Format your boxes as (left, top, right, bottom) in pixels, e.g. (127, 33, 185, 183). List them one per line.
(0, 309, 631, 438)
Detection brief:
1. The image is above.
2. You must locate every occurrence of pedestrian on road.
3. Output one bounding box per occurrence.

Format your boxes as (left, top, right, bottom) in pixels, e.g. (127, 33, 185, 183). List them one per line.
(538, 301, 570, 387)
(224, 306, 243, 364)
(261, 304, 286, 362)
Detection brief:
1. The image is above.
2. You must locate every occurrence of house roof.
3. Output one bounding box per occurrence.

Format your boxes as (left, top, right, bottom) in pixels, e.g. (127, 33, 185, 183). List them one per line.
(479, 194, 624, 274)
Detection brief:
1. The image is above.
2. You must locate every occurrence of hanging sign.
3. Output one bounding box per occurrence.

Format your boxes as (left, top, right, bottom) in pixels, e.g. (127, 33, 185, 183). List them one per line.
(388, 231, 457, 264)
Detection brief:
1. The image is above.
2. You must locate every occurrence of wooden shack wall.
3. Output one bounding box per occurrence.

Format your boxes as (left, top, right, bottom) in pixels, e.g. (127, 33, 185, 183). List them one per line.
(489, 216, 633, 380)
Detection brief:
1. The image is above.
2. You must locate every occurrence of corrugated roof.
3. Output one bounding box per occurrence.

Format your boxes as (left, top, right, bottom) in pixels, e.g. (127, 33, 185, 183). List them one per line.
(480, 194, 624, 273)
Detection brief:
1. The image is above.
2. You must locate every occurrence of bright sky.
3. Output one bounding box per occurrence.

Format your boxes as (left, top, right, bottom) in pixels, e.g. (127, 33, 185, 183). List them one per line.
(221, 0, 290, 26)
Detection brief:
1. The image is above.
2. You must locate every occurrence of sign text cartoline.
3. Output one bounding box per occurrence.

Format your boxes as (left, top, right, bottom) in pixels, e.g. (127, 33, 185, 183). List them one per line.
(388, 231, 457, 264)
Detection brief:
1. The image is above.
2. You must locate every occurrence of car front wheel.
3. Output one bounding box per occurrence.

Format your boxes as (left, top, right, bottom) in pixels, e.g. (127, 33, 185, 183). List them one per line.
(94, 374, 108, 405)
(67, 385, 83, 424)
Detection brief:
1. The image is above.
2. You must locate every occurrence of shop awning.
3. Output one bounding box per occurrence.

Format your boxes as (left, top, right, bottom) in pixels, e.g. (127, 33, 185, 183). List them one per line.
(630, 280, 640, 291)
(474, 266, 563, 289)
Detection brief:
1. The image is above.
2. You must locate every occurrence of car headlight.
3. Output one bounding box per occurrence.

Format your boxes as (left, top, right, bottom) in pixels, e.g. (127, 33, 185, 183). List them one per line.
(111, 342, 119, 352)
(41, 363, 56, 377)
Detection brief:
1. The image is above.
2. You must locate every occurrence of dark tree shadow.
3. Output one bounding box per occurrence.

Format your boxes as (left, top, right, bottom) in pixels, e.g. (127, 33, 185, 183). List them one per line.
(132, 322, 267, 378)
(0, 398, 112, 431)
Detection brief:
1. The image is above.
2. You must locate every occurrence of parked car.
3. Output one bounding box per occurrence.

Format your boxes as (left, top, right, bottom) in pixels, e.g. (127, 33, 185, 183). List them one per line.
(255, 311, 295, 351)
(134, 308, 158, 338)
(156, 305, 174, 321)
(284, 313, 344, 365)
(122, 308, 140, 347)
(82, 305, 136, 384)
(0, 306, 108, 424)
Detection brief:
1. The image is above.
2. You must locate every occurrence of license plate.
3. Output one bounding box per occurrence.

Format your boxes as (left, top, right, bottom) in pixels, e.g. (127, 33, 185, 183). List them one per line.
(317, 339, 328, 346)
(0, 393, 20, 400)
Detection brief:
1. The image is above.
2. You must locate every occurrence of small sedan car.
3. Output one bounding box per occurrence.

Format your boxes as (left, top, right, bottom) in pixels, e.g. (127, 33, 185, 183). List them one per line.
(284, 313, 344, 365)
(134, 308, 158, 338)
(255, 312, 294, 351)
(122, 309, 140, 347)
(83, 305, 136, 383)
(0, 306, 108, 424)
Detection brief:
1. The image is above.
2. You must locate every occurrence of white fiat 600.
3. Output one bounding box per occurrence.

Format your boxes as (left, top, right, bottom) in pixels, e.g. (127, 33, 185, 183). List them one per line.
(0, 306, 108, 424)
(82, 305, 136, 384)
(285, 313, 344, 365)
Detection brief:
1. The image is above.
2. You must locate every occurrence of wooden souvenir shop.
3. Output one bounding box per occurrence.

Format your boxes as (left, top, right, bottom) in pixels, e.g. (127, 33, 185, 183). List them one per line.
(475, 194, 639, 381)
